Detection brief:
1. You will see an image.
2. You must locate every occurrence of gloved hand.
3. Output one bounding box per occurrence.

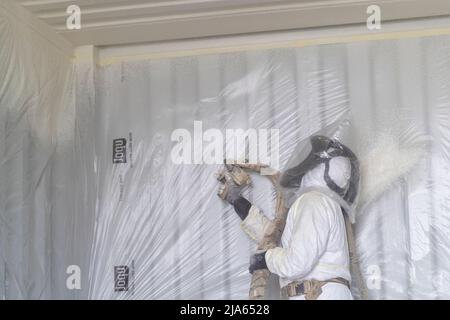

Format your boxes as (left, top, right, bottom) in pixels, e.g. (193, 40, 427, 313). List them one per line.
(249, 251, 267, 274)
(217, 169, 252, 220)
(218, 181, 244, 205)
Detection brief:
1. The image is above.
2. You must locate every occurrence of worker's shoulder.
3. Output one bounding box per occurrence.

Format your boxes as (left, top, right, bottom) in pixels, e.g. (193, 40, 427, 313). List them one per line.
(296, 190, 341, 210)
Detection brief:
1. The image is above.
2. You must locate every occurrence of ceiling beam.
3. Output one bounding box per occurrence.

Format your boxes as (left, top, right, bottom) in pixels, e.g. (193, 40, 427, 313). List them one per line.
(54, 0, 450, 46)
(13, 0, 450, 47)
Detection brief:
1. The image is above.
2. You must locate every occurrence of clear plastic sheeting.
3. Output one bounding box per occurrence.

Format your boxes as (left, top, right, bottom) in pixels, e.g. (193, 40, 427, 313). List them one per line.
(2, 6, 450, 299)
(0, 8, 92, 299)
(88, 38, 450, 300)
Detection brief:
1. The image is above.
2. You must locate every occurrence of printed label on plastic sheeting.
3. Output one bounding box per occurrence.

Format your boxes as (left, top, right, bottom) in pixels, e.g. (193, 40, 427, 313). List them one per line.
(113, 138, 127, 164)
(114, 260, 135, 294)
(114, 265, 129, 292)
(112, 134, 134, 166)
(113, 133, 134, 202)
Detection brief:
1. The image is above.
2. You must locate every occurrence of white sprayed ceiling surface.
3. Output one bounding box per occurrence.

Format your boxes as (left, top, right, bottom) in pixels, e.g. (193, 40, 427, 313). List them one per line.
(14, 0, 450, 46)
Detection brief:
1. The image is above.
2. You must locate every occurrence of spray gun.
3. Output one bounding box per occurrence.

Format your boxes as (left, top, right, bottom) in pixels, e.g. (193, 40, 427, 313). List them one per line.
(215, 160, 287, 300)
(216, 162, 252, 200)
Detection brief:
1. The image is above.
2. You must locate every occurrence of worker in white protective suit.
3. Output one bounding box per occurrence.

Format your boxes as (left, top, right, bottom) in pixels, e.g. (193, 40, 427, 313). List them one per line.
(219, 135, 360, 300)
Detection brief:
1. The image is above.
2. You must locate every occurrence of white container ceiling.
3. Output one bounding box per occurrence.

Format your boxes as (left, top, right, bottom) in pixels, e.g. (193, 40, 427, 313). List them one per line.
(14, 0, 450, 47)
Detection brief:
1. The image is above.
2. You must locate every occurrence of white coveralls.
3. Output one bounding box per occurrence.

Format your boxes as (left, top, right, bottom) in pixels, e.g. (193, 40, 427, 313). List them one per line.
(241, 157, 353, 300)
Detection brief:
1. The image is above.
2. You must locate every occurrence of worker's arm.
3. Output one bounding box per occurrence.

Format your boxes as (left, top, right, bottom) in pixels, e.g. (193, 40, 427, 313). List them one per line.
(219, 180, 272, 243)
(234, 197, 272, 243)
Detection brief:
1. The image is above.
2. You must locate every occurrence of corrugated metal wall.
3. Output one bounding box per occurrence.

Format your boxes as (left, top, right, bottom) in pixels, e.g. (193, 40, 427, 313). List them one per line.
(87, 35, 450, 299)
